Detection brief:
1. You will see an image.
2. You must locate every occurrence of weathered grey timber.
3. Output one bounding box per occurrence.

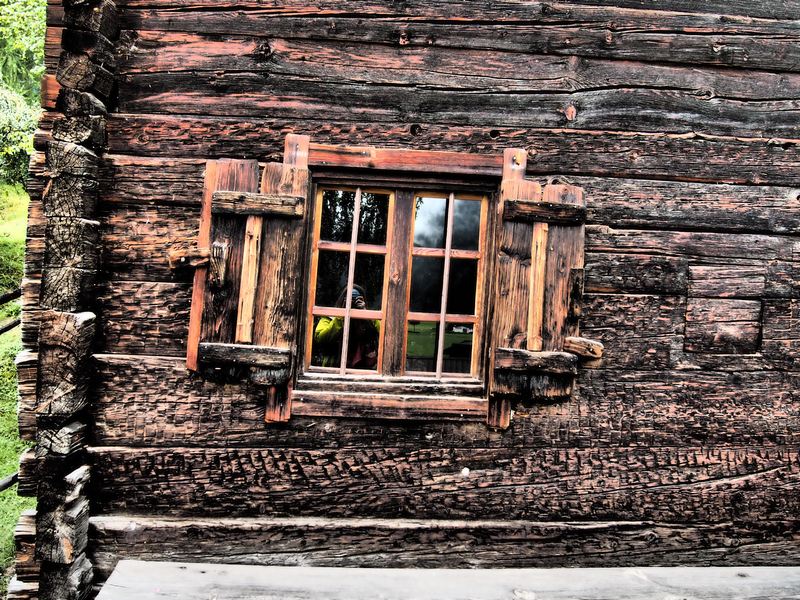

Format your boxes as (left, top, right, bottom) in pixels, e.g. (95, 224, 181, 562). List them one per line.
(96, 562, 800, 600)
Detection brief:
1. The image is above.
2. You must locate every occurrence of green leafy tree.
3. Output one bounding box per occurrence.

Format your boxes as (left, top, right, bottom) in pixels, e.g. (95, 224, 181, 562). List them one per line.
(0, 0, 46, 184)
(0, 0, 46, 105)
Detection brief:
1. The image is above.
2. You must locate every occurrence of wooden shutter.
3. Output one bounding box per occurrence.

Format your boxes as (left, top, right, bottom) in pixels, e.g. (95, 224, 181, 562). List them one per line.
(186, 134, 310, 423)
(488, 149, 600, 429)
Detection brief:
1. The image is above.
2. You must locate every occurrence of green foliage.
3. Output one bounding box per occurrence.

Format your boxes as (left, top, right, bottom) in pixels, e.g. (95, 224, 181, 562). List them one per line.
(0, 87, 38, 185)
(0, 0, 46, 105)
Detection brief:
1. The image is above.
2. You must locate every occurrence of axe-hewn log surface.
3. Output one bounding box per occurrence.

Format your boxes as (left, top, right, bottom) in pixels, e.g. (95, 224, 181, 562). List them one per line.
(24, 0, 800, 580)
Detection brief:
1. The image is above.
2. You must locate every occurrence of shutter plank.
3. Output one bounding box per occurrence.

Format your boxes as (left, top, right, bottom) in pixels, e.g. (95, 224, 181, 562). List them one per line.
(254, 134, 310, 422)
(540, 184, 586, 351)
(200, 159, 260, 346)
(235, 214, 262, 343)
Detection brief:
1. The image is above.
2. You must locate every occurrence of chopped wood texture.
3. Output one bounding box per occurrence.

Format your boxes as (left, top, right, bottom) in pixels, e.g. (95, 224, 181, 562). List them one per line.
(36, 311, 95, 418)
(88, 445, 800, 521)
(39, 552, 92, 600)
(211, 191, 304, 217)
(36, 420, 87, 457)
(14, 510, 39, 582)
(95, 561, 800, 600)
(17, 449, 37, 497)
(36, 498, 89, 564)
(6, 577, 38, 600)
(685, 298, 763, 354)
(15, 350, 38, 441)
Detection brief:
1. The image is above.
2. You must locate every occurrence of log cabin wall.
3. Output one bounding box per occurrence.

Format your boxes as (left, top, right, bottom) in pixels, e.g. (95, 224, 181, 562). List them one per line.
(20, 0, 800, 592)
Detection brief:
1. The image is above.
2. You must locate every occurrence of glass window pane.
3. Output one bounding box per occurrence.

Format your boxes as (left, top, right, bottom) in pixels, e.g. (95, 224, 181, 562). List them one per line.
(314, 250, 350, 308)
(443, 323, 473, 374)
(358, 192, 390, 245)
(409, 256, 443, 313)
(406, 320, 438, 373)
(310, 315, 343, 368)
(320, 189, 356, 242)
(353, 253, 385, 310)
(346, 318, 380, 371)
(452, 199, 481, 251)
(413, 196, 447, 248)
(446, 259, 478, 315)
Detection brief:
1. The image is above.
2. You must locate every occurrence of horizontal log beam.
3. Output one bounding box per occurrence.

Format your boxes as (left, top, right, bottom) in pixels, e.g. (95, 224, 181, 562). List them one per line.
(504, 200, 587, 224)
(211, 191, 304, 217)
(88, 515, 800, 580)
(494, 349, 578, 375)
(198, 342, 290, 370)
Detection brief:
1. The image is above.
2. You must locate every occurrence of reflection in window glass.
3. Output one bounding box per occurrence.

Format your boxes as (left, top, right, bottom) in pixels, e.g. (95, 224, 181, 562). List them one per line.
(452, 199, 481, 250)
(346, 318, 381, 371)
(310, 315, 343, 367)
(358, 192, 390, 245)
(443, 323, 473, 374)
(320, 189, 356, 242)
(409, 256, 444, 313)
(413, 196, 447, 248)
(446, 259, 478, 315)
(406, 320, 438, 373)
(353, 253, 385, 310)
(315, 250, 350, 307)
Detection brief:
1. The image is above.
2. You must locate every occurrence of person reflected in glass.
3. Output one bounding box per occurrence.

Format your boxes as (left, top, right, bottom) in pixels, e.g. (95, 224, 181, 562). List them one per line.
(314, 284, 380, 369)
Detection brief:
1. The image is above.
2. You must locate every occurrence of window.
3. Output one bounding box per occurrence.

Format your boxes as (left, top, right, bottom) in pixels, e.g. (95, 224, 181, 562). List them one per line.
(305, 186, 489, 379)
(183, 135, 596, 427)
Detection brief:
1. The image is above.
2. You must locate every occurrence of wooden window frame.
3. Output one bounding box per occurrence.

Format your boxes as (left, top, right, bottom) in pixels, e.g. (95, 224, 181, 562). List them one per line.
(292, 166, 498, 422)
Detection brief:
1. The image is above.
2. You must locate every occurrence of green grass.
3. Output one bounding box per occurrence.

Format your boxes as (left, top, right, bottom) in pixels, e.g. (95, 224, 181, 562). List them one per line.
(0, 182, 34, 595)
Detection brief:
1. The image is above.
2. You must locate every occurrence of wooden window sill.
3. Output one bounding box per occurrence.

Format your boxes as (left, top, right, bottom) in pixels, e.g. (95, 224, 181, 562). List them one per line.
(292, 374, 487, 421)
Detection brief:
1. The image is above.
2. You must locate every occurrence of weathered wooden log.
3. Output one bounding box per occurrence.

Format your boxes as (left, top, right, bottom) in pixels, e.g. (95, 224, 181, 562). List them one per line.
(563, 336, 604, 359)
(495, 349, 578, 375)
(43, 175, 99, 218)
(45, 141, 98, 179)
(87, 515, 800, 578)
(14, 510, 39, 582)
(56, 88, 107, 116)
(62, 0, 118, 40)
(38, 465, 91, 507)
(199, 343, 290, 370)
(689, 265, 767, 299)
(17, 449, 38, 497)
(6, 577, 38, 600)
(504, 200, 586, 224)
(15, 351, 37, 442)
(41, 267, 95, 312)
(101, 122, 800, 188)
(36, 311, 95, 418)
(52, 116, 106, 150)
(87, 445, 800, 521)
(43, 217, 100, 271)
(211, 191, 304, 217)
(36, 421, 87, 458)
(684, 298, 762, 354)
(91, 354, 800, 448)
(115, 70, 800, 138)
(57, 52, 115, 96)
(36, 497, 90, 564)
(39, 552, 93, 600)
(60, 29, 116, 66)
(113, 7, 800, 72)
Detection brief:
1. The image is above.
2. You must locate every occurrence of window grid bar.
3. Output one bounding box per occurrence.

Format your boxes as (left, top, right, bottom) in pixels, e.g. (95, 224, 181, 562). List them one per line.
(435, 192, 456, 378)
(313, 306, 383, 319)
(411, 247, 480, 259)
(339, 187, 363, 374)
(318, 240, 387, 255)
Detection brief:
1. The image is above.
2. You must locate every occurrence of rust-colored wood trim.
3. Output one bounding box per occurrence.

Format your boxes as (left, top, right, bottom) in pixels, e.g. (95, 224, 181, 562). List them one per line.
(308, 143, 504, 177)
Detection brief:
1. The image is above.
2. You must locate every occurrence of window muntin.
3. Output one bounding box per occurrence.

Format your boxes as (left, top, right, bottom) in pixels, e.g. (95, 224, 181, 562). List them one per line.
(306, 186, 487, 379)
